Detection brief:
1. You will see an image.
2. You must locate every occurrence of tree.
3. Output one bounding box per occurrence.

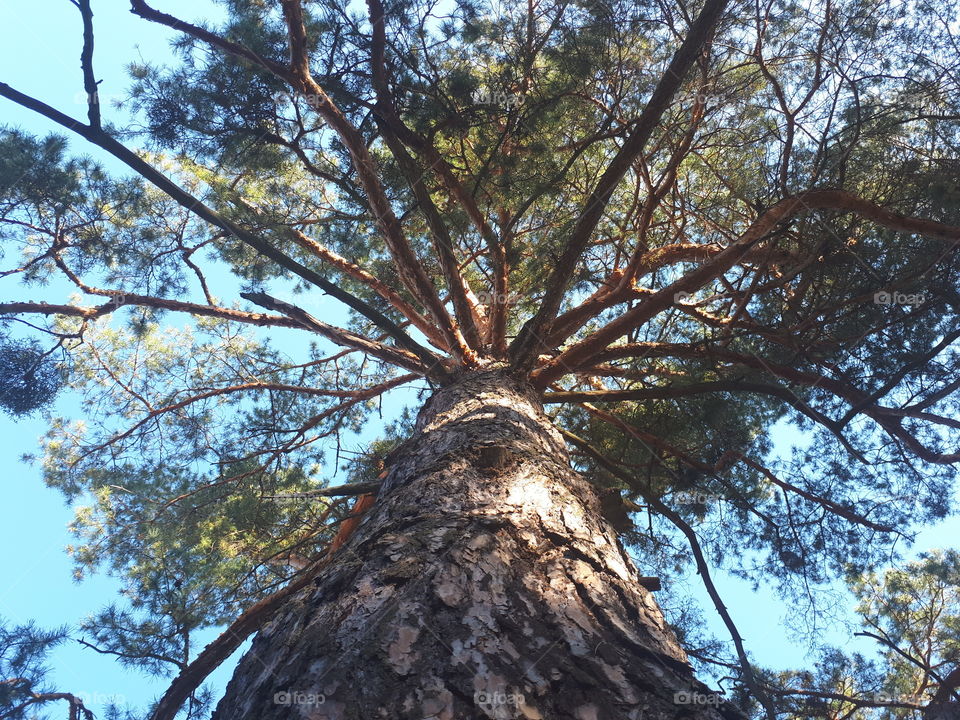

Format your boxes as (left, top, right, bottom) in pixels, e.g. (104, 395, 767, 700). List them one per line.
(1, 0, 959, 717)
(767, 550, 960, 719)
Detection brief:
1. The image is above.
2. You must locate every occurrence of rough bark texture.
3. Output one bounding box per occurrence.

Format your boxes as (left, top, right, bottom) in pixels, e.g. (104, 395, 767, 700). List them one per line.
(212, 370, 742, 719)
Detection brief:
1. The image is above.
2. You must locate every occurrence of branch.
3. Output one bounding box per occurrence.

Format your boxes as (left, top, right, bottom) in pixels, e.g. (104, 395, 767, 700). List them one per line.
(148, 553, 335, 720)
(768, 686, 926, 711)
(509, 0, 731, 368)
(532, 190, 960, 386)
(855, 630, 958, 700)
(75, 636, 184, 671)
(0, 295, 302, 329)
(366, 0, 508, 352)
(76, 0, 99, 129)
(79, 375, 417, 461)
(239, 291, 442, 378)
(931, 667, 960, 704)
(545, 376, 875, 464)
(286, 228, 449, 351)
(277, 0, 462, 355)
(836, 327, 960, 428)
(0, 80, 450, 380)
(364, 1, 483, 354)
(545, 244, 802, 347)
(574, 343, 960, 463)
(264, 479, 382, 499)
(0, 689, 93, 720)
(733, 453, 894, 533)
(129, 0, 289, 79)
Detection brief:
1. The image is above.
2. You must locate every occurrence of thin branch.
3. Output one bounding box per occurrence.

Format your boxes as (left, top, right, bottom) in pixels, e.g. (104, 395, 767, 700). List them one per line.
(544, 377, 869, 463)
(148, 553, 336, 720)
(285, 228, 449, 351)
(856, 630, 957, 699)
(75, 636, 184, 671)
(263, 479, 382, 499)
(129, 0, 289, 79)
(0, 295, 301, 328)
(78, 375, 417, 460)
(768, 686, 926, 711)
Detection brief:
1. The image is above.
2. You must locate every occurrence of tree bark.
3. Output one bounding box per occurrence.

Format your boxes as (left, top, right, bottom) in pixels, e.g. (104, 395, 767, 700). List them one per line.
(212, 370, 742, 720)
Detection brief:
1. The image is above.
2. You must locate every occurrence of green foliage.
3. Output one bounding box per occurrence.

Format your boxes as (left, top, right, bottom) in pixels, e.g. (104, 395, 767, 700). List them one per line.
(0, 130, 83, 218)
(0, 337, 63, 417)
(0, 618, 71, 720)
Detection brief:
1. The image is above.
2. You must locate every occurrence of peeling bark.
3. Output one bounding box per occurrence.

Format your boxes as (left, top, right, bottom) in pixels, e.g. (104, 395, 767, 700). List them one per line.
(213, 370, 742, 720)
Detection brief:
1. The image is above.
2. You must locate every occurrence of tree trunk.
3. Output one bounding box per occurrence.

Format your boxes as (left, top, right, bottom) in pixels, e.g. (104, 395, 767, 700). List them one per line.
(212, 370, 741, 720)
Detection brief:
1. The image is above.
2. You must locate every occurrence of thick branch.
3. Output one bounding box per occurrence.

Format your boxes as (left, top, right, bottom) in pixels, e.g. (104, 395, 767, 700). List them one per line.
(546, 244, 802, 347)
(239, 291, 438, 377)
(76, 0, 99, 129)
(277, 0, 462, 357)
(364, 4, 483, 355)
(0, 689, 93, 720)
(364, 0, 508, 353)
(930, 667, 960, 704)
(533, 191, 960, 386)
(148, 554, 336, 720)
(0, 80, 449, 380)
(510, 0, 730, 368)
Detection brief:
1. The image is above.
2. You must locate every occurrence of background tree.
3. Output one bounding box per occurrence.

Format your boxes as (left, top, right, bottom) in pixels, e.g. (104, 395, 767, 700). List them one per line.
(768, 550, 960, 719)
(1, 0, 959, 717)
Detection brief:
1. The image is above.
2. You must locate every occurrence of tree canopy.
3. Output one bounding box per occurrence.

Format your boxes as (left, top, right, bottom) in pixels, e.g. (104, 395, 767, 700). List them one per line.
(1, 0, 959, 717)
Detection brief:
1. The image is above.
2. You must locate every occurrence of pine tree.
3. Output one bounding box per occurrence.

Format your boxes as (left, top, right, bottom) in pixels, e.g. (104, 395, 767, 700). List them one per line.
(1, 0, 959, 717)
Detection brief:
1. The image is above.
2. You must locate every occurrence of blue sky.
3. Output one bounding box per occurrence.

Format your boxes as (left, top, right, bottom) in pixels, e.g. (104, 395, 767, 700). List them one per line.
(1, 0, 957, 716)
